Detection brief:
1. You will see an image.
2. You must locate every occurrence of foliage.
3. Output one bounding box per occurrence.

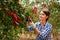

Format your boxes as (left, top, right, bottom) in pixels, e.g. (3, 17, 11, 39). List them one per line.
(0, 0, 60, 40)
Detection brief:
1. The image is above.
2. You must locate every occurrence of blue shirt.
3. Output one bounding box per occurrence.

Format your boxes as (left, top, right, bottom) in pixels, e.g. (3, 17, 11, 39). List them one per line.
(27, 21, 52, 40)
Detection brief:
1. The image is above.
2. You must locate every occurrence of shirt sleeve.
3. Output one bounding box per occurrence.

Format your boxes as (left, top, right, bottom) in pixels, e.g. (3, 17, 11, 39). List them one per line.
(39, 24, 52, 38)
(27, 22, 38, 31)
(27, 26, 33, 31)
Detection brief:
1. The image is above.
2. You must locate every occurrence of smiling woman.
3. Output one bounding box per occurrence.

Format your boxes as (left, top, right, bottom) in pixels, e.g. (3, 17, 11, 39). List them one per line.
(26, 8, 52, 40)
(39, 9, 50, 22)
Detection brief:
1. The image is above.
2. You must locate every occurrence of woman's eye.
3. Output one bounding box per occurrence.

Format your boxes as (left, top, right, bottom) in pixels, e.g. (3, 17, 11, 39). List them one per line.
(40, 13, 44, 15)
(42, 14, 45, 15)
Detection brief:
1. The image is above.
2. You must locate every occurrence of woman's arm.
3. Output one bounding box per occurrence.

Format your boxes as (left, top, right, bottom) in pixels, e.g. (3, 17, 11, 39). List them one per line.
(26, 24, 34, 31)
(29, 22, 40, 34)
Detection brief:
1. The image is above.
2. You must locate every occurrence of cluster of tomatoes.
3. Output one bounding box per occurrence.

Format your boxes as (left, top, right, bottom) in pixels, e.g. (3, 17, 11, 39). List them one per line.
(26, 14, 32, 22)
(31, 7, 37, 17)
(5, 10, 20, 24)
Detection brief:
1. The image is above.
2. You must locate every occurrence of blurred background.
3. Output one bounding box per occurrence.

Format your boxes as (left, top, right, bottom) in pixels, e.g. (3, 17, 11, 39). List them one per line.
(0, 0, 60, 40)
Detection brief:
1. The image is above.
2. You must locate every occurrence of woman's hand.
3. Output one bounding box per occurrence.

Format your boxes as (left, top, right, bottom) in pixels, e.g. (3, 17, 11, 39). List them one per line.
(29, 22, 36, 29)
(25, 22, 34, 29)
(29, 22, 34, 26)
(27, 22, 40, 34)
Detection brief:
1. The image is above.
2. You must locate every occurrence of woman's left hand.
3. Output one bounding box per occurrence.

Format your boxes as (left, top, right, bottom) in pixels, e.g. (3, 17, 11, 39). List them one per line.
(29, 22, 36, 28)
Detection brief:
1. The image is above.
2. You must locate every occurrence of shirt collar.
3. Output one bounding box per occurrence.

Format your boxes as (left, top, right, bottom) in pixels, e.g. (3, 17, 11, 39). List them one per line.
(39, 21, 48, 27)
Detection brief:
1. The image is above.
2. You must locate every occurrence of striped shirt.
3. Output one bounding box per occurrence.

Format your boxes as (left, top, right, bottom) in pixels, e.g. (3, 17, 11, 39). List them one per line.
(27, 21, 52, 40)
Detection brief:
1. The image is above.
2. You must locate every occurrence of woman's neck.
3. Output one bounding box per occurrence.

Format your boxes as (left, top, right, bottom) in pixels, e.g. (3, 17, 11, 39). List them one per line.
(40, 20, 46, 27)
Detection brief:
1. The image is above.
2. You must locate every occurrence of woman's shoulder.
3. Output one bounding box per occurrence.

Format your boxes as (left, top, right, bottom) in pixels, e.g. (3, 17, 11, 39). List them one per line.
(46, 21, 52, 28)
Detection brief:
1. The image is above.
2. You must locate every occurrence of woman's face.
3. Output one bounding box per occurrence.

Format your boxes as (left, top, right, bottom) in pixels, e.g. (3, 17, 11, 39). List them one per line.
(39, 11, 48, 21)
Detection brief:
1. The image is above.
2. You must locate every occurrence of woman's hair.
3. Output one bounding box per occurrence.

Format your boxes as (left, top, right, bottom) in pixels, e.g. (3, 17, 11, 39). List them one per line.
(41, 9, 50, 21)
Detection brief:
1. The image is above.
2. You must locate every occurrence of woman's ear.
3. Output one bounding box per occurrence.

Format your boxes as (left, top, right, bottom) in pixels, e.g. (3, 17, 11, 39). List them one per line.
(46, 16, 48, 19)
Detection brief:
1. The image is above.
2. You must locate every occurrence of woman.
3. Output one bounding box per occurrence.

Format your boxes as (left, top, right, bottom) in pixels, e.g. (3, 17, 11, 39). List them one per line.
(26, 9, 52, 40)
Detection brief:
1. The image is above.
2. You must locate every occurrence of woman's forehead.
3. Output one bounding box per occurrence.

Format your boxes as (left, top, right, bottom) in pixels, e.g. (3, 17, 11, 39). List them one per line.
(40, 11, 44, 14)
